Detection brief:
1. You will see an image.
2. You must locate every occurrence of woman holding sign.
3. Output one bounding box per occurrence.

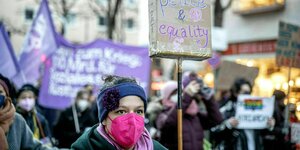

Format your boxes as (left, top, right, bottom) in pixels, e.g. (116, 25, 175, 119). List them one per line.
(71, 75, 166, 150)
(210, 78, 275, 150)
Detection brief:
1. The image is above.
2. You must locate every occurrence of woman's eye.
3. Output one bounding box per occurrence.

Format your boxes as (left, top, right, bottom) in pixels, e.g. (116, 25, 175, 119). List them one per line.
(136, 110, 144, 115)
(116, 110, 126, 114)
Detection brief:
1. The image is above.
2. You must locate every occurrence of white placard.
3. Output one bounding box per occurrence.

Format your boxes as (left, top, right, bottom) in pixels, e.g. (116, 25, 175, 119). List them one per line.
(291, 123, 300, 143)
(235, 95, 275, 129)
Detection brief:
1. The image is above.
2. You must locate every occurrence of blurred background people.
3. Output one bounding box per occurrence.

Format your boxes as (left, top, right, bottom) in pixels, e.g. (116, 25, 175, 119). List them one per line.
(156, 72, 223, 150)
(210, 78, 275, 150)
(53, 89, 97, 148)
(16, 84, 52, 145)
(263, 90, 287, 150)
(0, 74, 59, 150)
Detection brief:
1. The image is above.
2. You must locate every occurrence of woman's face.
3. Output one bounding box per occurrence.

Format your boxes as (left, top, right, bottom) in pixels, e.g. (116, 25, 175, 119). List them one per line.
(103, 96, 145, 128)
(0, 84, 7, 97)
(238, 84, 251, 95)
(18, 90, 35, 101)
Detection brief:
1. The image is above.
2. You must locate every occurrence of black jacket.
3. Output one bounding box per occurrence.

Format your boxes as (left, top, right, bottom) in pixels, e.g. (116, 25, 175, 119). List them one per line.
(54, 105, 98, 148)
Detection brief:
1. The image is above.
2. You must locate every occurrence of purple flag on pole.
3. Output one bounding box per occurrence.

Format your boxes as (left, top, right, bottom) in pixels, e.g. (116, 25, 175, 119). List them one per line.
(39, 35, 151, 109)
(18, 0, 57, 85)
(0, 23, 26, 86)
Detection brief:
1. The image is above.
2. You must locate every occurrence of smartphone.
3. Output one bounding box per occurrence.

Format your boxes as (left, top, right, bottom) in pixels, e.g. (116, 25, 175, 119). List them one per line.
(0, 95, 5, 108)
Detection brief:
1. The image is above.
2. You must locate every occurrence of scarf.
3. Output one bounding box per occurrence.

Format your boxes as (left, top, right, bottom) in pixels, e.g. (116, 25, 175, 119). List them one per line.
(97, 125, 153, 150)
(0, 98, 15, 149)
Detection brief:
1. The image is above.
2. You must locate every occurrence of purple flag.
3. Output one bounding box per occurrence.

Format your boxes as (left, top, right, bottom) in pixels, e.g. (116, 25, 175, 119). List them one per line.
(39, 35, 151, 109)
(18, 0, 57, 85)
(0, 23, 26, 86)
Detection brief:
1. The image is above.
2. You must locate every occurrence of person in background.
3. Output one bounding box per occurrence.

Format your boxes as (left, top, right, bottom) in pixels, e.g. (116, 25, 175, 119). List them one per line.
(16, 84, 52, 145)
(71, 75, 166, 149)
(54, 89, 97, 148)
(210, 78, 275, 150)
(0, 74, 59, 150)
(263, 90, 287, 150)
(156, 72, 223, 150)
(83, 84, 98, 121)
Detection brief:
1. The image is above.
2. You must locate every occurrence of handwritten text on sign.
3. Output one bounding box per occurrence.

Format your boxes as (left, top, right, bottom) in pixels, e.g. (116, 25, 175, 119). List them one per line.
(149, 0, 212, 60)
(235, 95, 274, 129)
(276, 22, 300, 68)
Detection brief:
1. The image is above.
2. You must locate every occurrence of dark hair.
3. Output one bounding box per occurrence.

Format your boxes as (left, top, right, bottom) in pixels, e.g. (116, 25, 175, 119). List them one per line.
(100, 75, 137, 92)
(75, 89, 89, 99)
(16, 84, 38, 98)
(273, 90, 286, 101)
(0, 74, 17, 99)
(230, 78, 252, 99)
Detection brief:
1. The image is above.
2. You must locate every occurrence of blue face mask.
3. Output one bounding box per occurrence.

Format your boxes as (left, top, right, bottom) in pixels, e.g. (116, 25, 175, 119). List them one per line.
(0, 95, 5, 108)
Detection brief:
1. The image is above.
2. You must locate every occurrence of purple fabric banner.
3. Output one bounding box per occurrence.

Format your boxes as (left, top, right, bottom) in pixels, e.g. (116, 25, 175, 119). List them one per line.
(0, 23, 26, 87)
(39, 35, 151, 109)
(18, 0, 58, 85)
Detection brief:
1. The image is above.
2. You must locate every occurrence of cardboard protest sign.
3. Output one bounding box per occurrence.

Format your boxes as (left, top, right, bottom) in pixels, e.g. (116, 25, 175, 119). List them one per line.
(235, 95, 275, 129)
(149, 0, 212, 60)
(215, 61, 259, 90)
(276, 22, 300, 68)
(291, 123, 300, 143)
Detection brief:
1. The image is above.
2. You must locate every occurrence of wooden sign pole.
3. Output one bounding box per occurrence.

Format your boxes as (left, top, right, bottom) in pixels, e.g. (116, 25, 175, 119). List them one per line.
(177, 58, 183, 150)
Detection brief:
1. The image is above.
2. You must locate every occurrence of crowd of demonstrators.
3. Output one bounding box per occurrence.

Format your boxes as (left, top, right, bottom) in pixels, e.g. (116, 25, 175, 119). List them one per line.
(16, 84, 52, 145)
(71, 75, 167, 149)
(155, 72, 223, 150)
(0, 74, 60, 150)
(210, 78, 276, 150)
(2, 69, 300, 150)
(53, 89, 98, 148)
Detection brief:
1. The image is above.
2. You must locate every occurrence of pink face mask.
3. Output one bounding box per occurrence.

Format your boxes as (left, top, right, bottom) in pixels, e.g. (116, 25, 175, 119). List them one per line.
(107, 113, 144, 148)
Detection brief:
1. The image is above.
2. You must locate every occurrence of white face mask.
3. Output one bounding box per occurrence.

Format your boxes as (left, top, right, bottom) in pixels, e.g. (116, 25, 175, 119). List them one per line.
(18, 98, 35, 112)
(77, 99, 90, 111)
(170, 94, 178, 103)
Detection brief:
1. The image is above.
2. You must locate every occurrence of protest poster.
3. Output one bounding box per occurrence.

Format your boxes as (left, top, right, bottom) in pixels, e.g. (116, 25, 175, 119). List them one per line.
(149, 0, 212, 60)
(235, 95, 275, 129)
(291, 123, 300, 143)
(215, 61, 259, 90)
(38, 35, 151, 109)
(276, 22, 300, 68)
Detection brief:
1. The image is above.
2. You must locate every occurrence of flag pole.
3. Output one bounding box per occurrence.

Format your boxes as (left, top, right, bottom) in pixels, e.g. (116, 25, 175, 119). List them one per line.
(284, 58, 293, 134)
(177, 57, 183, 150)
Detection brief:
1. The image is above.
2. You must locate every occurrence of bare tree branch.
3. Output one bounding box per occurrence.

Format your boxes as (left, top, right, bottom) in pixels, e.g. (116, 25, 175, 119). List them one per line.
(88, 0, 108, 14)
(222, 0, 233, 11)
(66, 0, 78, 10)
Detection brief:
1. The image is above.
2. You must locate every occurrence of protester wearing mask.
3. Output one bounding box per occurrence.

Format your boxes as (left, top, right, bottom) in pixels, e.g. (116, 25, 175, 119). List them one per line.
(262, 90, 288, 149)
(156, 72, 223, 150)
(210, 78, 276, 150)
(0, 74, 59, 150)
(16, 84, 52, 145)
(71, 75, 166, 150)
(54, 89, 97, 148)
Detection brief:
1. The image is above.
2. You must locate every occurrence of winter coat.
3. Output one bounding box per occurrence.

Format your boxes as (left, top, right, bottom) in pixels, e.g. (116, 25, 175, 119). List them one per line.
(71, 124, 167, 150)
(7, 113, 59, 150)
(54, 105, 98, 148)
(210, 99, 266, 150)
(18, 109, 52, 140)
(156, 93, 223, 150)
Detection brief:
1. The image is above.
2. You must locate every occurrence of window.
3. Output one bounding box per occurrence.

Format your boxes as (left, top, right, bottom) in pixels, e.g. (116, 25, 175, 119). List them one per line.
(66, 13, 76, 23)
(25, 9, 34, 20)
(233, 0, 285, 15)
(126, 19, 134, 29)
(98, 16, 107, 26)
